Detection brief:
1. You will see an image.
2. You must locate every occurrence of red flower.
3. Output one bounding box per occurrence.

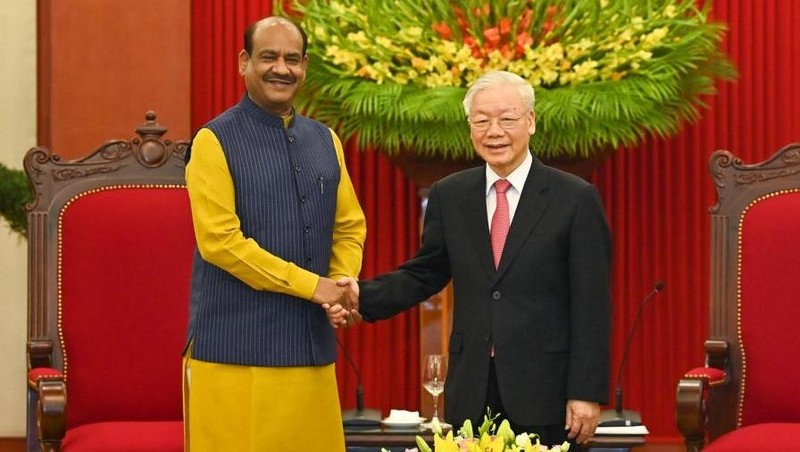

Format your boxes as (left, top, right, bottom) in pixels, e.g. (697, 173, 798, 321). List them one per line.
(515, 32, 533, 57)
(432, 22, 453, 40)
(483, 26, 501, 48)
(498, 17, 512, 37)
(518, 7, 533, 32)
(463, 35, 482, 58)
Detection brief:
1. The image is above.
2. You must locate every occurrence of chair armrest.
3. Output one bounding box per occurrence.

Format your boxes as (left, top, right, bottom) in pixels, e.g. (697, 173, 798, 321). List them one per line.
(28, 339, 54, 369)
(676, 340, 730, 452)
(28, 367, 66, 451)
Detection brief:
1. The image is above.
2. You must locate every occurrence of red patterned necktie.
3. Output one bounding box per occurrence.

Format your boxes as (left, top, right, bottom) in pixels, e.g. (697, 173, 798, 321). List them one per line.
(491, 179, 511, 269)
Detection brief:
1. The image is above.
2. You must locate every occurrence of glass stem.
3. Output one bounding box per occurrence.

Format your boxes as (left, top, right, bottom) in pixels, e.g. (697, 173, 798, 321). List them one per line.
(432, 394, 439, 419)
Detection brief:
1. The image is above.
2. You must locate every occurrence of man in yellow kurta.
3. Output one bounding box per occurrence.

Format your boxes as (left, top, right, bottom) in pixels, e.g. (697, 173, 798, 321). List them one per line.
(183, 16, 366, 451)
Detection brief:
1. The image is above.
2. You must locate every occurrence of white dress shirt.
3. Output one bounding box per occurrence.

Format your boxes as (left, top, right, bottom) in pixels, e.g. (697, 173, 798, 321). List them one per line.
(485, 151, 533, 231)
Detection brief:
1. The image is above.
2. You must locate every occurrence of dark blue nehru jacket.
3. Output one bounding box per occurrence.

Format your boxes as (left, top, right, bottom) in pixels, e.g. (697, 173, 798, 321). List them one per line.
(187, 95, 341, 367)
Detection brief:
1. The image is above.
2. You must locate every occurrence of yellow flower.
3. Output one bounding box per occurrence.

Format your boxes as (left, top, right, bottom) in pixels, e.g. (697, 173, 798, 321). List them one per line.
(433, 431, 460, 452)
(643, 27, 669, 47)
(477, 432, 506, 451)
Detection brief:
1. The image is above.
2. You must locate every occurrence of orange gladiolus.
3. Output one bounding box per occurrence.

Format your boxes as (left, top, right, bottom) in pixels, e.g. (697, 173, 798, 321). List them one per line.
(456, 16, 469, 33)
(518, 8, 533, 31)
(499, 17, 512, 36)
(483, 27, 501, 46)
(515, 32, 533, 57)
(432, 22, 453, 40)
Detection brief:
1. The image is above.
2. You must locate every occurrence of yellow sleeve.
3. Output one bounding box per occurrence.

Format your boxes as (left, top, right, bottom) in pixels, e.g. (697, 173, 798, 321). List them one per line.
(327, 129, 367, 280)
(185, 128, 319, 300)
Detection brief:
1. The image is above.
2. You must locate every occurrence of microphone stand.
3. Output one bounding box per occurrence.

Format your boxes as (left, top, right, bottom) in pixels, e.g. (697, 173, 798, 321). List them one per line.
(598, 282, 665, 427)
(338, 337, 382, 428)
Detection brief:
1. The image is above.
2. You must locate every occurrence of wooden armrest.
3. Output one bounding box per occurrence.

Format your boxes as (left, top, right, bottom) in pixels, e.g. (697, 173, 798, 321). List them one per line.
(37, 377, 67, 452)
(28, 339, 54, 370)
(27, 339, 66, 451)
(676, 340, 730, 452)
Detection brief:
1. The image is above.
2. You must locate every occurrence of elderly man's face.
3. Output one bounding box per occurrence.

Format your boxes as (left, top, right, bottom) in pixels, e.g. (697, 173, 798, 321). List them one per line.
(239, 21, 307, 116)
(468, 85, 535, 177)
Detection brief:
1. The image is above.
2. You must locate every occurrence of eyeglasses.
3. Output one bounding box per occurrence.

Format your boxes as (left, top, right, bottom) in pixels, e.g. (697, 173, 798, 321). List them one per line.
(468, 114, 527, 131)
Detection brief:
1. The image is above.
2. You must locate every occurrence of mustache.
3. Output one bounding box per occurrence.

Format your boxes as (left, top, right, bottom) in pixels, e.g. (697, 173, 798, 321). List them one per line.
(263, 74, 296, 84)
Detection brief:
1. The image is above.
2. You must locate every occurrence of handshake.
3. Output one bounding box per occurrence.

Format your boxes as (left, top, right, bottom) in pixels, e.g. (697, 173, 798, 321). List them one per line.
(311, 277, 362, 329)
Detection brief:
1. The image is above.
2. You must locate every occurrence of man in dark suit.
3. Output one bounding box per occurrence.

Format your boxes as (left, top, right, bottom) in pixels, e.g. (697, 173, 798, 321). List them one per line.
(329, 70, 611, 447)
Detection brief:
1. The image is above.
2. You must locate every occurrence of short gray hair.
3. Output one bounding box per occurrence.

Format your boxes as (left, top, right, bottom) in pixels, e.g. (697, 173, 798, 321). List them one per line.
(462, 71, 535, 116)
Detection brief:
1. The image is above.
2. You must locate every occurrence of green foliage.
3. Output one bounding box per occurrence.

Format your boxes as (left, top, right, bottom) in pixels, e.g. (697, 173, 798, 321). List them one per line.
(279, 0, 736, 159)
(0, 162, 32, 237)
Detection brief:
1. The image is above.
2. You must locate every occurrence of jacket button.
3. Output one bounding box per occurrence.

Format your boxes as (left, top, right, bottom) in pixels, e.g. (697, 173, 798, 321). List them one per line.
(294, 164, 301, 173)
(492, 290, 501, 300)
(300, 195, 308, 203)
(304, 225, 311, 234)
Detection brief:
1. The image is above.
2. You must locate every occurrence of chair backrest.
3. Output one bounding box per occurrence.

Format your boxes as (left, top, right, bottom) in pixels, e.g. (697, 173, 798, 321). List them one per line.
(25, 112, 194, 427)
(707, 143, 800, 435)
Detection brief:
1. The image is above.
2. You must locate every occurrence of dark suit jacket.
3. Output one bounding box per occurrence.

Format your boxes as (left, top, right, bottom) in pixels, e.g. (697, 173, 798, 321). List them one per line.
(360, 156, 611, 427)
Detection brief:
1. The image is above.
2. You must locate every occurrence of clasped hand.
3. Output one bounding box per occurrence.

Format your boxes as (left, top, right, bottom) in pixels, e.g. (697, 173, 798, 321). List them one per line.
(312, 277, 362, 328)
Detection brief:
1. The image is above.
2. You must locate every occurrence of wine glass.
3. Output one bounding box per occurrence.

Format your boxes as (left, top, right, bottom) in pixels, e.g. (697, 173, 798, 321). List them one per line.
(421, 354, 451, 430)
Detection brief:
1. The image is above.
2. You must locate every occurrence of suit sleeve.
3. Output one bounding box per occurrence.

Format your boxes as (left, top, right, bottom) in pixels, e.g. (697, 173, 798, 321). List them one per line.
(359, 182, 452, 321)
(566, 184, 612, 403)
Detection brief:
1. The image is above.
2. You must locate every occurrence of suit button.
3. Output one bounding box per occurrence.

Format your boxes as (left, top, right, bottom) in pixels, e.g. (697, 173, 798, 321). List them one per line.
(304, 225, 311, 234)
(492, 290, 501, 300)
(300, 195, 308, 203)
(294, 164, 301, 173)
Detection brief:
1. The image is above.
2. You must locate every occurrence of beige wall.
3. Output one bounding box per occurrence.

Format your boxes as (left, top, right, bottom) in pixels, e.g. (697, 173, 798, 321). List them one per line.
(0, 0, 36, 438)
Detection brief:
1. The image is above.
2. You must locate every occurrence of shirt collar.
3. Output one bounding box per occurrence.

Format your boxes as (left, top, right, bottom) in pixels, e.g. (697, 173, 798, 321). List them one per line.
(485, 151, 533, 196)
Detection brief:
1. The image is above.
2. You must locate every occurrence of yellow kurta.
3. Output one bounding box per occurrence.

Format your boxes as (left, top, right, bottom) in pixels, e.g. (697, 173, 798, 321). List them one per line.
(183, 119, 366, 452)
(184, 355, 345, 451)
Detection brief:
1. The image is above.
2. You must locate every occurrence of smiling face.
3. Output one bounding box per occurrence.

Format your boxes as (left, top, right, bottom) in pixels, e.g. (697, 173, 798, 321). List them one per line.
(239, 19, 308, 116)
(468, 84, 535, 177)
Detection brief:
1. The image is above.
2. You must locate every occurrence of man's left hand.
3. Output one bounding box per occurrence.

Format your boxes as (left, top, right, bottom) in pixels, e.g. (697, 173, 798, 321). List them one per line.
(565, 399, 600, 445)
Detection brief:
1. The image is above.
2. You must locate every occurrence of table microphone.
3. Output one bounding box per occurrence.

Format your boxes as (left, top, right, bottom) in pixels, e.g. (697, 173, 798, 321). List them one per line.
(598, 281, 665, 427)
(338, 337, 382, 428)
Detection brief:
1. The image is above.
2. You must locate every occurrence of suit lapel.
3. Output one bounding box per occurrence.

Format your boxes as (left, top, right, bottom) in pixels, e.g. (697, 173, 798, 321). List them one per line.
(460, 170, 497, 280)
(494, 157, 549, 282)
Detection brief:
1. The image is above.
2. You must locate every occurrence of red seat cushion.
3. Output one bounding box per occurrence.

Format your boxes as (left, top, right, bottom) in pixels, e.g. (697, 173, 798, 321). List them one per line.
(705, 423, 800, 451)
(62, 421, 183, 451)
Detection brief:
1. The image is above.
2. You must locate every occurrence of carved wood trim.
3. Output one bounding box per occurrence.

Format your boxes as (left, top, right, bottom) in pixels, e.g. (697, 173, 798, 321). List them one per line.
(23, 112, 189, 451)
(683, 143, 800, 447)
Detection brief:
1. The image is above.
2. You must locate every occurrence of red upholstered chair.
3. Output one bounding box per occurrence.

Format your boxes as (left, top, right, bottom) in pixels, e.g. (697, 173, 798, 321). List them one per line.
(676, 144, 800, 451)
(24, 113, 194, 452)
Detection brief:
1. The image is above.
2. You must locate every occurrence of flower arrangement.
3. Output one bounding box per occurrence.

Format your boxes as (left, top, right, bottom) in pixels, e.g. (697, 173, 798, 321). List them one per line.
(384, 411, 570, 452)
(279, 0, 735, 160)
